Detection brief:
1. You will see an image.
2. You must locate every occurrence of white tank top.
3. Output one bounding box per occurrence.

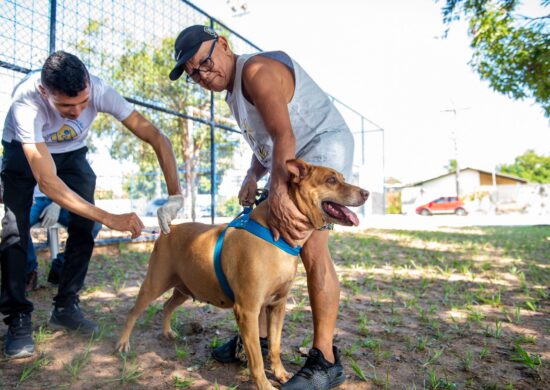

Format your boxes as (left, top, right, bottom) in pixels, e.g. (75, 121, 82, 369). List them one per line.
(226, 51, 349, 169)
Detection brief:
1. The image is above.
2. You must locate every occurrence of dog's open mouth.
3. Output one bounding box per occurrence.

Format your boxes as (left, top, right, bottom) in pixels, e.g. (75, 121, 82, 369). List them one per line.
(321, 201, 360, 226)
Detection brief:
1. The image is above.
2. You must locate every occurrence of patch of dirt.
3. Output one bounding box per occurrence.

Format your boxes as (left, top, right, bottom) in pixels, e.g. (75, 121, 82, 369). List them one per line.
(1, 227, 549, 389)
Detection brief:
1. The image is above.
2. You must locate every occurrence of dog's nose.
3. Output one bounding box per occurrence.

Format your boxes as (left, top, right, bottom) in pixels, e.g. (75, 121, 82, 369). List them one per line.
(360, 189, 370, 200)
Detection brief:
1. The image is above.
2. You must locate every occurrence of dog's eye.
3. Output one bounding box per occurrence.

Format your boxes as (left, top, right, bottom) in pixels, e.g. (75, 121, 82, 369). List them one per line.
(326, 176, 337, 185)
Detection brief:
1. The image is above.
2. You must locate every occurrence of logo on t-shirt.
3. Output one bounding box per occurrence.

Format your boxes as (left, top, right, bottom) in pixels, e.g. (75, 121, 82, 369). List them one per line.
(257, 145, 269, 162)
(241, 120, 270, 164)
(50, 125, 78, 142)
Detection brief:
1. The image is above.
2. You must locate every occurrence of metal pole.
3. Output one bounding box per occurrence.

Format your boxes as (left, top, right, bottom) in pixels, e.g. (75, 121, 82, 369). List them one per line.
(209, 19, 216, 224)
(451, 126, 461, 197)
(210, 91, 216, 224)
(361, 117, 365, 165)
(441, 105, 470, 198)
(47, 225, 60, 260)
(381, 129, 386, 215)
(129, 174, 134, 212)
(49, 0, 57, 54)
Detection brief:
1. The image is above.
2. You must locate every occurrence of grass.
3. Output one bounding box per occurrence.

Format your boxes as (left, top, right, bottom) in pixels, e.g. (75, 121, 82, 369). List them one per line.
(510, 343, 542, 372)
(175, 344, 188, 361)
(173, 375, 194, 388)
(1, 225, 548, 389)
(64, 338, 94, 383)
(18, 353, 50, 386)
(350, 359, 368, 381)
(113, 353, 143, 385)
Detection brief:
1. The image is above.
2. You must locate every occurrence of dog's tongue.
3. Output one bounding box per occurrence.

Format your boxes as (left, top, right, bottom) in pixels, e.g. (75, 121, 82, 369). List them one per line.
(323, 201, 360, 226)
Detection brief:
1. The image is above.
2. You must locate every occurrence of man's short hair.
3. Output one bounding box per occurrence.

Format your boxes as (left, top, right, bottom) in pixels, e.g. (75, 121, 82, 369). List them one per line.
(41, 51, 90, 97)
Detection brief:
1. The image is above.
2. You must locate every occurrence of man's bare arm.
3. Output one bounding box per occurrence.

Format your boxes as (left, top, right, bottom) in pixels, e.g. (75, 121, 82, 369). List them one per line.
(246, 154, 268, 181)
(22, 142, 144, 238)
(122, 111, 181, 196)
(242, 56, 311, 245)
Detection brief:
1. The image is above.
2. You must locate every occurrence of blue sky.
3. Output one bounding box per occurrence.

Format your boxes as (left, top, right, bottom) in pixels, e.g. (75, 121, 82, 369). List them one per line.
(191, 0, 549, 183)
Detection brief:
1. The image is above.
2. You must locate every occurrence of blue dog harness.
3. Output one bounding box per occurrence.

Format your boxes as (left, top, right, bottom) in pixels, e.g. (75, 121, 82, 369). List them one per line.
(213, 207, 302, 302)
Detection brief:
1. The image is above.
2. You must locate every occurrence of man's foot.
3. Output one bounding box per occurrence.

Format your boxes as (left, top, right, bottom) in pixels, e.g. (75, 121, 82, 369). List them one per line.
(4, 313, 35, 359)
(282, 346, 346, 389)
(49, 304, 98, 336)
(211, 334, 269, 363)
(25, 270, 38, 291)
(47, 267, 60, 286)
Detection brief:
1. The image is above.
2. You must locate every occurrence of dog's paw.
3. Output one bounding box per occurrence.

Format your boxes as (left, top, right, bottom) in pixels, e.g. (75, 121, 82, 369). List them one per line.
(256, 380, 278, 390)
(116, 340, 130, 354)
(274, 369, 291, 383)
(163, 329, 178, 340)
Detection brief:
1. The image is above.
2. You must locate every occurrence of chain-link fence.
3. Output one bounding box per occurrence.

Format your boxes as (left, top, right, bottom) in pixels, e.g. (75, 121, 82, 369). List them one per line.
(1, 0, 384, 225)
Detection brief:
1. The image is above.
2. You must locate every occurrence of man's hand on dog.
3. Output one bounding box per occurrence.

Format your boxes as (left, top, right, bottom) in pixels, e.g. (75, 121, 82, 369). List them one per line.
(267, 190, 311, 247)
(157, 194, 184, 234)
(106, 213, 144, 239)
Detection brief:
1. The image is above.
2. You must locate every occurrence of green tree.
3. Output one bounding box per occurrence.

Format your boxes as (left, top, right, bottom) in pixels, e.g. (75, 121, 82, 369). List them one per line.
(217, 196, 241, 217)
(75, 21, 238, 219)
(438, 0, 550, 117)
(498, 150, 550, 183)
(445, 159, 458, 172)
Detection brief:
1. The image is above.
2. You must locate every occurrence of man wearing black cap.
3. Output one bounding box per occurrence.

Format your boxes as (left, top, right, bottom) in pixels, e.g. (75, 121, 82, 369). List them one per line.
(170, 25, 355, 390)
(1, 51, 183, 359)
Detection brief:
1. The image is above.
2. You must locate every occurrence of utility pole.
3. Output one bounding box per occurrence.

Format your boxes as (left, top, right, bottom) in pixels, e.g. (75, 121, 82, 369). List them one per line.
(441, 104, 470, 198)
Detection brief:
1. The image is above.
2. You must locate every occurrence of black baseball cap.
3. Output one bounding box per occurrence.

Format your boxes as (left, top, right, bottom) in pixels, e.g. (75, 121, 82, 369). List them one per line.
(169, 25, 218, 81)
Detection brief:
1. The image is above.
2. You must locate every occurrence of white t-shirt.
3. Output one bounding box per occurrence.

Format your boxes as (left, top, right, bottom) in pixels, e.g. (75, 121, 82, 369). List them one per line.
(2, 71, 134, 154)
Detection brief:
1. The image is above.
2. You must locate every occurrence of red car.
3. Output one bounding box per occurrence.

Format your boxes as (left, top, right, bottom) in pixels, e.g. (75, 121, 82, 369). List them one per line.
(416, 196, 467, 216)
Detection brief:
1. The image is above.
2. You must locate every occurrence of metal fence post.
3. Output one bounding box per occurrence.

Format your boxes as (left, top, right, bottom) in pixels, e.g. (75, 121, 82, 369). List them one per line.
(0, 0, 379, 226)
(382, 128, 386, 215)
(361, 117, 365, 165)
(209, 19, 216, 224)
(49, 0, 57, 54)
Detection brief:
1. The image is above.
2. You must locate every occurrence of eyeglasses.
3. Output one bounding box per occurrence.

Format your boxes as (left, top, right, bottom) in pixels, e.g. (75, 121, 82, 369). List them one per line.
(185, 39, 217, 84)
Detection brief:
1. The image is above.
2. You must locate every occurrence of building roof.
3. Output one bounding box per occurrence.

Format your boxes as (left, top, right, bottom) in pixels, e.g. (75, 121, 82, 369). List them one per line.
(399, 167, 528, 188)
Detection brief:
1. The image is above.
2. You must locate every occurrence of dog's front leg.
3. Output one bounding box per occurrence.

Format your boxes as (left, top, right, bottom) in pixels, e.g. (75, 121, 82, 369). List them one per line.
(234, 304, 276, 390)
(267, 301, 291, 383)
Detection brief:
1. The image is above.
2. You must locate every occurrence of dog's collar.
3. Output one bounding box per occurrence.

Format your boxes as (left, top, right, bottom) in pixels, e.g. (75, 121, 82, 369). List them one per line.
(213, 208, 302, 302)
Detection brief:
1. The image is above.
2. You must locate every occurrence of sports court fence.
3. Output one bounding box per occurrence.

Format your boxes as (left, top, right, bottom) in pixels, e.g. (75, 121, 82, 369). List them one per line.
(1, 0, 384, 224)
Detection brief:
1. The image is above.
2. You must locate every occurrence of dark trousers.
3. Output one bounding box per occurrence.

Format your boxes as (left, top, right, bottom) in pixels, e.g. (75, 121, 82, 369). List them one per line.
(0, 141, 96, 324)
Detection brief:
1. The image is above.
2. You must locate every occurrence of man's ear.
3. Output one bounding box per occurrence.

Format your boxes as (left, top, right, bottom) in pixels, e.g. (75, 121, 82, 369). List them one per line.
(286, 159, 310, 184)
(38, 84, 47, 98)
(219, 36, 231, 55)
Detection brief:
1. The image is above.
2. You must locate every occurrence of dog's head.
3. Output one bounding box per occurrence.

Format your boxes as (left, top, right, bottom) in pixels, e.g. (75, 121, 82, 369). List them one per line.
(286, 159, 369, 229)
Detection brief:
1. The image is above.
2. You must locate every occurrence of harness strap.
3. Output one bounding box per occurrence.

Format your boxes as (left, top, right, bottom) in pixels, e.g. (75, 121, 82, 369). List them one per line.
(213, 224, 235, 302)
(213, 207, 302, 302)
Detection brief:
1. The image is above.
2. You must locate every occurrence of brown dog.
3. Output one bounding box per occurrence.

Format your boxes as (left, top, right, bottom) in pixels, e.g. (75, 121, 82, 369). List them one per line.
(116, 159, 369, 389)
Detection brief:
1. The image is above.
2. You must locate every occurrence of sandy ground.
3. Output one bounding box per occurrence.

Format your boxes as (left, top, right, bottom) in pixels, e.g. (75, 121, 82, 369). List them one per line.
(0, 223, 548, 389)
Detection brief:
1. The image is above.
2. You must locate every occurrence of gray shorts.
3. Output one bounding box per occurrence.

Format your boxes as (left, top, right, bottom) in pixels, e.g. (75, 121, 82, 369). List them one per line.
(263, 129, 354, 231)
(296, 129, 354, 180)
(265, 129, 354, 186)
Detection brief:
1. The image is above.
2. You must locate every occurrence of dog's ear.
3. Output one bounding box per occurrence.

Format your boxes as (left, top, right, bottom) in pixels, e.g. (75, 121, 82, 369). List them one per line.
(286, 159, 310, 184)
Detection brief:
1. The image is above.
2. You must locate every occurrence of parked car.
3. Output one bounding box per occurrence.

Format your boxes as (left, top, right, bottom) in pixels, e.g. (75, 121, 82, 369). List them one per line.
(415, 196, 467, 216)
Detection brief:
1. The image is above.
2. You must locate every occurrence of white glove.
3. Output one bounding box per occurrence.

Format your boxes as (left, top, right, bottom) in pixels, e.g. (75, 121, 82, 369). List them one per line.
(40, 202, 61, 228)
(157, 194, 184, 234)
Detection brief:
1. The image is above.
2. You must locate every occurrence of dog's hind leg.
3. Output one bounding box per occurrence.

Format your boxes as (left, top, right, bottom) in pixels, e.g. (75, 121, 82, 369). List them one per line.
(116, 264, 175, 353)
(267, 300, 291, 383)
(162, 285, 189, 339)
(234, 303, 275, 390)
